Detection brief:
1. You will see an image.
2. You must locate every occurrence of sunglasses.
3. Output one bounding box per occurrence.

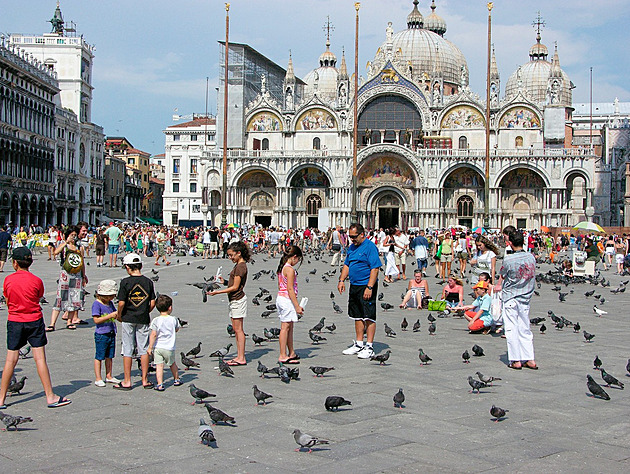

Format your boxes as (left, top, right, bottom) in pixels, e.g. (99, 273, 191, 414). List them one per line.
(348, 233, 362, 240)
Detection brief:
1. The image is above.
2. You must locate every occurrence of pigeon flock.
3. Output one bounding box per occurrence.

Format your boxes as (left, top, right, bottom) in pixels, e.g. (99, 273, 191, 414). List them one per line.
(2, 247, 629, 462)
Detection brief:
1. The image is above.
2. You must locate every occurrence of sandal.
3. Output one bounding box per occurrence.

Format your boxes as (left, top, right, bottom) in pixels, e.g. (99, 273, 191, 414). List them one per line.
(226, 360, 247, 366)
(143, 382, 155, 389)
(47, 396, 71, 408)
(112, 383, 132, 391)
(524, 362, 539, 370)
(66, 324, 76, 330)
(508, 363, 522, 370)
(173, 379, 183, 386)
(45, 326, 55, 332)
(154, 384, 165, 392)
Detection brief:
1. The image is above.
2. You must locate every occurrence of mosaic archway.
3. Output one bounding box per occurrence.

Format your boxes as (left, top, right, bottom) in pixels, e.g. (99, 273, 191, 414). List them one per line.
(443, 167, 485, 188)
(247, 112, 282, 132)
(440, 105, 485, 129)
(499, 107, 540, 129)
(358, 155, 416, 187)
(499, 168, 545, 189)
(289, 167, 330, 188)
(237, 170, 276, 188)
(296, 108, 337, 131)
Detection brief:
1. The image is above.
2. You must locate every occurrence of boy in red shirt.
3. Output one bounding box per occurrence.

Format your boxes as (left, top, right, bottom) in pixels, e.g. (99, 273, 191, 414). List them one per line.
(0, 247, 71, 409)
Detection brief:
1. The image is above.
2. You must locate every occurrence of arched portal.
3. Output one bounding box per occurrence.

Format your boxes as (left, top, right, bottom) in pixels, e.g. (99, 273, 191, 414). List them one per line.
(236, 170, 276, 227)
(375, 193, 401, 230)
(499, 168, 546, 229)
(305, 194, 322, 228)
(250, 191, 274, 227)
(441, 166, 485, 228)
(457, 195, 474, 228)
(358, 95, 423, 148)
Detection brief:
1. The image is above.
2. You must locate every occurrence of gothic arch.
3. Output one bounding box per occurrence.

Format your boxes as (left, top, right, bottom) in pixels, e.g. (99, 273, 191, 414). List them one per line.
(563, 169, 591, 189)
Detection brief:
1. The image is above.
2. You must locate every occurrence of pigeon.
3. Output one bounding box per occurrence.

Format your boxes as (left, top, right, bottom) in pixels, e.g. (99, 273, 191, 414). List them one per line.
(468, 376, 486, 393)
(583, 331, 595, 343)
(490, 405, 508, 422)
(476, 372, 501, 386)
(309, 269, 317, 275)
(204, 403, 236, 424)
(593, 355, 602, 370)
(311, 317, 326, 333)
(264, 328, 279, 340)
(332, 302, 343, 314)
(310, 366, 335, 377)
(427, 313, 436, 323)
(593, 294, 601, 300)
(584, 290, 595, 297)
(150, 275, 159, 282)
(587, 374, 610, 400)
(278, 364, 291, 383)
(381, 303, 394, 312)
(197, 265, 206, 270)
(181, 352, 200, 370)
(377, 292, 384, 301)
(573, 322, 581, 333)
(325, 323, 337, 333)
(626, 359, 630, 376)
(600, 368, 624, 389)
(309, 331, 327, 344)
(252, 297, 260, 306)
(293, 429, 329, 453)
(266, 304, 277, 311)
(530, 317, 545, 325)
(555, 320, 564, 330)
(599, 298, 606, 305)
(18, 345, 31, 359)
(252, 334, 267, 345)
(370, 349, 391, 365)
(593, 305, 607, 317)
(462, 350, 471, 363)
(218, 357, 234, 377)
(418, 348, 432, 365)
(540, 323, 547, 334)
(227, 324, 235, 337)
(287, 366, 300, 380)
(472, 345, 485, 357)
(382, 282, 389, 287)
(261, 310, 274, 318)
(330, 291, 335, 299)
(177, 318, 188, 327)
(0, 411, 33, 431)
(412, 319, 421, 332)
(263, 295, 273, 303)
(198, 418, 216, 445)
(401, 317, 408, 331)
(558, 292, 568, 302)
(253, 385, 273, 405)
(186, 342, 202, 358)
(428, 322, 436, 335)
(209, 344, 233, 358)
(325, 395, 351, 411)
(7, 376, 27, 396)
(384, 323, 396, 337)
(257, 360, 270, 378)
(189, 384, 216, 404)
(393, 388, 405, 408)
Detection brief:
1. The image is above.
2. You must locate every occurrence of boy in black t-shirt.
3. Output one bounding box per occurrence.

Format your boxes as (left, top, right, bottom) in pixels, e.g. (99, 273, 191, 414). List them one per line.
(114, 253, 156, 390)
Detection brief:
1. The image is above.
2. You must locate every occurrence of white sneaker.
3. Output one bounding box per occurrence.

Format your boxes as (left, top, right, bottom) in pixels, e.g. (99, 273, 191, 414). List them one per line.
(94, 380, 106, 387)
(106, 377, 121, 384)
(357, 346, 375, 359)
(342, 342, 364, 355)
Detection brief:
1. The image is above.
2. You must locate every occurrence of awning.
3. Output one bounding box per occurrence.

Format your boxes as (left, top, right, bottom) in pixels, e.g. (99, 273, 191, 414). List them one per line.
(136, 216, 163, 225)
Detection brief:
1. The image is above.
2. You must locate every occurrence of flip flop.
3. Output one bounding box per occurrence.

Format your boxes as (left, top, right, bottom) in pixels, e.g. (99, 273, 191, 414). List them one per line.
(76, 320, 89, 325)
(287, 354, 301, 361)
(507, 363, 522, 370)
(66, 325, 76, 330)
(280, 359, 300, 364)
(0, 404, 7, 409)
(45, 326, 55, 332)
(143, 382, 155, 389)
(47, 396, 71, 408)
(226, 360, 247, 366)
(524, 363, 539, 370)
(112, 383, 132, 391)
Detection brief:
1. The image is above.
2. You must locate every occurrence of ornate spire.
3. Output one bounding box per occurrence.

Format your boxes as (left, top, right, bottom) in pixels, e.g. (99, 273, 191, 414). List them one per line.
(549, 42, 562, 78)
(407, 0, 424, 29)
(49, 1, 64, 35)
(490, 44, 499, 80)
(338, 47, 348, 80)
(285, 50, 295, 83)
(529, 11, 548, 61)
(425, 0, 447, 36)
(319, 16, 337, 67)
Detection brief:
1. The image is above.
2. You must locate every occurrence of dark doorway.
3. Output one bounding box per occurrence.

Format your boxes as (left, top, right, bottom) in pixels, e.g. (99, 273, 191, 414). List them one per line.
(255, 215, 271, 227)
(516, 218, 527, 229)
(379, 207, 399, 229)
(458, 218, 472, 228)
(308, 216, 318, 228)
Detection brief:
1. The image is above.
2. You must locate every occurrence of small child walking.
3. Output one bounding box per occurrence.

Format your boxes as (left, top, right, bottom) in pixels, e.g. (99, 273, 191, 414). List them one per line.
(276, 245, 303, 363)
(92, 280, 121, 387)
(209, 241, 250, 366)
(147, 294, 181, 391)
(0, 247, 71, 409)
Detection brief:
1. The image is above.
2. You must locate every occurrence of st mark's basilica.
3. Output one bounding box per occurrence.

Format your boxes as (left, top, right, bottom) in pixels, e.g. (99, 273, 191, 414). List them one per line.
(180, 1, 600, 230)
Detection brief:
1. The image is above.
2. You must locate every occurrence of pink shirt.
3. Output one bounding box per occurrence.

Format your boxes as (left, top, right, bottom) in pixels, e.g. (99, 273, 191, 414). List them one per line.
(277, 263, 298, 298)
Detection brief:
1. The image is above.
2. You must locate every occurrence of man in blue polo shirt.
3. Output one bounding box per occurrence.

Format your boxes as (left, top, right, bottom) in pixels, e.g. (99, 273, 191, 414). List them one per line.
(337, 223, 382, 359)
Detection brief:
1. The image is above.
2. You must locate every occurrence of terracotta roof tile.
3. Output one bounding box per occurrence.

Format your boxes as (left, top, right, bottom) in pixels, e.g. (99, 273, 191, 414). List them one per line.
(170, 117, 216, 128)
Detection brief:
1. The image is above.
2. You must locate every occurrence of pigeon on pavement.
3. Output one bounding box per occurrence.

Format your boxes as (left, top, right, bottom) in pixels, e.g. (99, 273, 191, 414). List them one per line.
(7, 376, 27, 396)
(583, 331, 595, 343)
(257, 360, 270, 378)
(218, 357, 234, 377)
(476, 372, 501, 386)
(600, 368, 624, 389)
(181, 352, 200, 370)
(293, 429, 329, 453)
(189, 384, 216, 404)
(253, 385, 273, 405)
(468, 376, 486, 393)
(370, 350, 391, 365)
(186, 342, 202, 358)
(204, 404, 236, 424)
(418, 348, 432, 365)
(472, 344, 485, 357)
(401, 317, 408, 331)
(309, 331, 327, 344)
(593, 355, 602, 370)
(381, 303, 394, 311)
(198, 418, 216, 445)
(412, 319, 421, 332)
(252, 334, 267, 345)
(0, 411, 33, 431)
(428, 322, 436, 335)
(593, 305, 607, 317)
(310, 366, 335, 377)
(462, 350, 471, 363)
(325, 396, 351, 411)
(209, 344, 233, 358)
(384, 323, 396, 337)
(540, 323, 547, 334)
(490, 405, 508, 422)
(18, 346, 31, 359)
(325, 323, 337, 333)
(311, 318, 326, 333)
(587, 374, 610, 400)
(393, 388, 405, 408)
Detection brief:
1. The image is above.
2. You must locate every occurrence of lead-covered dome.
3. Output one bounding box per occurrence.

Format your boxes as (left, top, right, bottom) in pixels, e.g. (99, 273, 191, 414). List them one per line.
(374, 0, 467, 88)
(303, 40, 339, 100)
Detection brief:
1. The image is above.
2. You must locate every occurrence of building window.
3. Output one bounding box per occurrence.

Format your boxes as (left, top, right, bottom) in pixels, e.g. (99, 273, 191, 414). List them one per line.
(128, 157, 135, 165)
(191, 134, 197, 141)
(313, 137, 321, 150)
(192, 204, 201, 213)
(208, 134, 215, 141)
(173, 134, 180, 141)
(173, 159, 180, 173)
(458, 136, 468, 149)
(190, 183, 197, 193)
(515, 136, 523, 147)
(306, 194, 322, 215)
(262, 138, 269, 150)
(190, 159, 198, 174)
(457, 195, 474, 218)
(172, 212, 178, 225)
(173, 182, 179, 193)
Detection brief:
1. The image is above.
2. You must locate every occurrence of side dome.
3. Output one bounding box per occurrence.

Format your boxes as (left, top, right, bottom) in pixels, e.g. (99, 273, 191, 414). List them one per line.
(303, 40, 339, 100)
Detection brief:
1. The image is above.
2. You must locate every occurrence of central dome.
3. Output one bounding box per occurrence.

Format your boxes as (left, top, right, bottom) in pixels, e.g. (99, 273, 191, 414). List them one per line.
(374, 0, 467, 88)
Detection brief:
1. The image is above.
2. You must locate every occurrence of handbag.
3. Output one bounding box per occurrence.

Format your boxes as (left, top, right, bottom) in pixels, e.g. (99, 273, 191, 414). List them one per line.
(436, 243, 443, 259)
(427, 300, 447, 312)
(491, 291, 503, 323)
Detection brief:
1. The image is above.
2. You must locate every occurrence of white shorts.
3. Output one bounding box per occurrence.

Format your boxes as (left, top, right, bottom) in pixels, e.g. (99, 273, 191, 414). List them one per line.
(616, 254, 625, 264)
(276, 295, 298, 323)
(605, 247, 615, 255)
(228, 297, 247, 319)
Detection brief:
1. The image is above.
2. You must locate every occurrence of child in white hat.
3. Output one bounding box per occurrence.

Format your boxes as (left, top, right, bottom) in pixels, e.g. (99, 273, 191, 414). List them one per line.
(92, 280, 120, 387)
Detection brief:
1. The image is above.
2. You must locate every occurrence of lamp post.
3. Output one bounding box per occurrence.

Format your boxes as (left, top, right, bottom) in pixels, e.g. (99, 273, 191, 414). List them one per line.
(221, 3, 230, 228)
(483, 2, 493, 230)
(350, 2, 360, 225)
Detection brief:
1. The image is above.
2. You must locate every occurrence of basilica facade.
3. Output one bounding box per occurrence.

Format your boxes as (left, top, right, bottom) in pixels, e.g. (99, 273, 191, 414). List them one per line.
(197, 1, 601, 231)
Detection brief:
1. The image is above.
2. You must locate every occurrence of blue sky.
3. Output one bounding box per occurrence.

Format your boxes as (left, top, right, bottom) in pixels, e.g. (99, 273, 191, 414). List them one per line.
(3, 0, 629, 155)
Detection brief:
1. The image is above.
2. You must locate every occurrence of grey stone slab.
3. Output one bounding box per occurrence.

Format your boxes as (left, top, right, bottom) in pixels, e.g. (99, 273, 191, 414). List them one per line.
(311, 433, 412, 461)
(309, 404, 402, 424)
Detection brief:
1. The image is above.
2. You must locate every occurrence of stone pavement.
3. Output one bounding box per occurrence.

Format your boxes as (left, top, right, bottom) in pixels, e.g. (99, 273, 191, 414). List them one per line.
(1, 249, 630, 473)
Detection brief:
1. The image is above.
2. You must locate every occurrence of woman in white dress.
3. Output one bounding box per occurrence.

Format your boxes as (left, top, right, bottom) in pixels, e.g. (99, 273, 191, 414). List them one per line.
(383, 228, 399, 283)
